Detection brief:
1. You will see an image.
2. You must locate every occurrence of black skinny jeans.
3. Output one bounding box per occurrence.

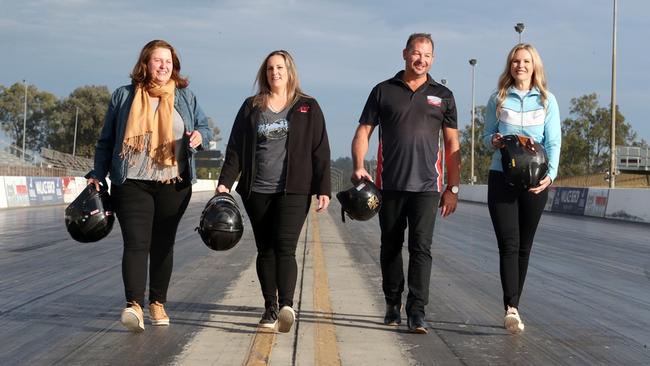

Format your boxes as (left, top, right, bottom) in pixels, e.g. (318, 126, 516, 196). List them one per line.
(243, 192, 310, 309)
(111, 178, 192, 306)
(487, 171, 547, 310)
(379, 191, 440, 318)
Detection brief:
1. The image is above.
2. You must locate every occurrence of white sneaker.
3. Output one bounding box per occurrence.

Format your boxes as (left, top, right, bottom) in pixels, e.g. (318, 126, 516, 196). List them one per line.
(504, 306, 524, 333)
(121, 302, 145, 332)
(277, 306, 295, 333)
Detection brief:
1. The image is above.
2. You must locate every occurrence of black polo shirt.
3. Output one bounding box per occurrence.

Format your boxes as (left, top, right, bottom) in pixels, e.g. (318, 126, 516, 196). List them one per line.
(359, 71, 457, 192)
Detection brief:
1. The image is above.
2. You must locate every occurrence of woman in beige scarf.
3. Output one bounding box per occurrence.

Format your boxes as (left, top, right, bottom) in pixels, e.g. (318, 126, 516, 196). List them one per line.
(87, 40, 212, 332)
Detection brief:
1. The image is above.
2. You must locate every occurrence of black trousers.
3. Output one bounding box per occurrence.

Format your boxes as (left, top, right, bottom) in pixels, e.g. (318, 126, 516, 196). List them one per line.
(378, 190, 440, 317)
(487, 171, 547, 310)
(243, 192, 310, 308)
(111, 178, 192, 306)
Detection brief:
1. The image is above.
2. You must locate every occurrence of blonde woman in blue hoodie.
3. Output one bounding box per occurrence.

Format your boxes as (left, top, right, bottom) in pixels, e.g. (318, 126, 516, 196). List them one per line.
(483, 43, 561, 334)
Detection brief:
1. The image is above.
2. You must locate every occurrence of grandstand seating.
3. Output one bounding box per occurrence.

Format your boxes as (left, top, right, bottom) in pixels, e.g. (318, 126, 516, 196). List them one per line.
(39, 148, 93, 175)
(0, 148, 31, 166)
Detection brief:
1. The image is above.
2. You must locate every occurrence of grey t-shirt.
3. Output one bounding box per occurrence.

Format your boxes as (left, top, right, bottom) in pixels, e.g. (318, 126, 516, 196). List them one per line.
(126, 98, 187, 182)
(251, 107, 289, 193)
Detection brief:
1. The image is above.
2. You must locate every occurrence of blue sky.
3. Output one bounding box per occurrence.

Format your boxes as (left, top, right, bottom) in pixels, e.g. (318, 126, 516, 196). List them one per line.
(1, 0, 647, 158)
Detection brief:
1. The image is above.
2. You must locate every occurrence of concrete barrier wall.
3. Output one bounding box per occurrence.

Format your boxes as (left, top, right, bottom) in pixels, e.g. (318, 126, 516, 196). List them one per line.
(459, 184, 650, 224)
(604, 189, 650, 223)
(2, 176, 648, 224)
(0, 176, 220, 209)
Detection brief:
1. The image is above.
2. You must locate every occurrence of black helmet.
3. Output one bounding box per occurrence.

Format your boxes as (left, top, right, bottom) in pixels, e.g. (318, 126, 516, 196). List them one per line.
(500, 134, 549, 189)
(336, 179, 382, 222)
(196, 192, 244, 251)
(65, 185, 115, 243)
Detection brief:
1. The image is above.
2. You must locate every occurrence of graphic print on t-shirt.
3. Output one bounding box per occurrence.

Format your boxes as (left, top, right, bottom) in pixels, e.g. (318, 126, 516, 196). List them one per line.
(257, 118, 288, 141)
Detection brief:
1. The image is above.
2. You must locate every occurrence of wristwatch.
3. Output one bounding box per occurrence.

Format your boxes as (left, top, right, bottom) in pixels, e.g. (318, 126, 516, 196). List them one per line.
(447, 185, 459, 194)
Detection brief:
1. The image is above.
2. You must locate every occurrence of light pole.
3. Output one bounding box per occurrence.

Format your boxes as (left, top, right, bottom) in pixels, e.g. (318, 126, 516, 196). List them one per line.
(609, 0, 618, 188)
(514, 22, 525, 43)
(469, 59, 477, 184)
(22, 79, 27, 160)
(73, 106, 79, 157)
(23, 79, 27, 161)
(440, 78, 447, 184)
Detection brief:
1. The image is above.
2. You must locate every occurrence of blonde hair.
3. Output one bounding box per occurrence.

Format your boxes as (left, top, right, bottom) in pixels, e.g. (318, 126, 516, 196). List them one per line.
(252, 50, 308, 109)
(496, 43, 548, 114)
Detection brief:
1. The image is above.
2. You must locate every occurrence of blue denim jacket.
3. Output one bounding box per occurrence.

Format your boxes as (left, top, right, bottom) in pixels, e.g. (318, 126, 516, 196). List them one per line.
(86, 84, 213, 185)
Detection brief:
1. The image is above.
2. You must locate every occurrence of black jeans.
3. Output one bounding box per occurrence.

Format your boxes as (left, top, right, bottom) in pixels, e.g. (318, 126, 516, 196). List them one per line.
(111, 178, 192, 306)
(487, 171, 547, 310)
(243, 192, 310, 309)
(379, 190, 440, 318)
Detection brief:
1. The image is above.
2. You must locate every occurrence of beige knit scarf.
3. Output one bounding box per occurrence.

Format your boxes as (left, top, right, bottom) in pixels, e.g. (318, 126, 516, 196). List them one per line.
(121, 81, 176, 167)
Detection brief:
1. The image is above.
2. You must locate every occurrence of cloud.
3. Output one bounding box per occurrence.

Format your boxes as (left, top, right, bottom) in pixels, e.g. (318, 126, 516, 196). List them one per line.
(1, 0, 649, 158)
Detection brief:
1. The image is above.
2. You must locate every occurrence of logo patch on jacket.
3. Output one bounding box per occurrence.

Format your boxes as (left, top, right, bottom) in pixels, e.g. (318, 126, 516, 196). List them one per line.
(427, 96, 442, 107)
(298, 104, 310, 113)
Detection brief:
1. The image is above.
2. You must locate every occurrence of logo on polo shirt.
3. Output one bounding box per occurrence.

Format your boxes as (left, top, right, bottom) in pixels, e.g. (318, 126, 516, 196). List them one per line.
(427, 95, 442, 107)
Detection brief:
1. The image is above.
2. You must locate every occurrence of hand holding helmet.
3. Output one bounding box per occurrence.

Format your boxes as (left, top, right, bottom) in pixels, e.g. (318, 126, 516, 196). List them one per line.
(65, 184, 115, 243)
(336, 179, 382, 222)
(500, 134, 549, 189)
(196, 192, 244, 251)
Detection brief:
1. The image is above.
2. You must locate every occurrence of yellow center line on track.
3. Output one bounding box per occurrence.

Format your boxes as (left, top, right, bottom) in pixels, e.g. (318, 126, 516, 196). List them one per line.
(311, 209, 342, 366)
(243, 205, 341, 365)
(243, 327, 276, 366)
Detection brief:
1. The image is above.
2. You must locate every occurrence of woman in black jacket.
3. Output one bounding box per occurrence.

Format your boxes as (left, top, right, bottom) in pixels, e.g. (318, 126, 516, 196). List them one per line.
(217, 50, 331, 333)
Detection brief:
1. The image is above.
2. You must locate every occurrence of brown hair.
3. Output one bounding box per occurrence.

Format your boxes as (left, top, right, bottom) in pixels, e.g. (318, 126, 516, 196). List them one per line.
(252, 50, 308, 108)
(405, 33, 434, 51)
(130, 40, 188, 88)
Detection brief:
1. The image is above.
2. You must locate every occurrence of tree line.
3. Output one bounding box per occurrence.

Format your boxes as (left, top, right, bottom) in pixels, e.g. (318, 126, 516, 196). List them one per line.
(1, 82, 645, 184)
(0, 82, 221, 159)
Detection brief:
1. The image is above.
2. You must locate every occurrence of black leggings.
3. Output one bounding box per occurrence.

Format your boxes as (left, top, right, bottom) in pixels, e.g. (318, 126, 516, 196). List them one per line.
(487, 171, 547, 310)
(243, 192, 310, 308)
(111, 179, 191, 306)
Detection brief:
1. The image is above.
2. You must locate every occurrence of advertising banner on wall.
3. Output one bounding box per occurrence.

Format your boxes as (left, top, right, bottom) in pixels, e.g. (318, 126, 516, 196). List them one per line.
(551, 187, 588, 215)
(4, 176, 30, 208)
(27, 177, 64, 205)
(0, 177, 7, 208)
(544, 186, 558, 212)
(62, 177, 79, 203)
(584, 188, 609, 218)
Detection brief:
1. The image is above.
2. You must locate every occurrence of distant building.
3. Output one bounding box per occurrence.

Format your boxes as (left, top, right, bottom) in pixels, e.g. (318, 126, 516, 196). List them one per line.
(617, 146, 650, 173)
(195, 149, 223, 168)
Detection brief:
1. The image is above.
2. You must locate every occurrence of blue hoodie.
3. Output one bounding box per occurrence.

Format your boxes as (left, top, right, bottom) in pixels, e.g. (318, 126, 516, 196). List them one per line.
(483, 87, 561, 180)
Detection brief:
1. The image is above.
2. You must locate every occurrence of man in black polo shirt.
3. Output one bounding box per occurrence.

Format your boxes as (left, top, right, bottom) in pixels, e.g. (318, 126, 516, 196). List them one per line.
(351, 33, 461, 334)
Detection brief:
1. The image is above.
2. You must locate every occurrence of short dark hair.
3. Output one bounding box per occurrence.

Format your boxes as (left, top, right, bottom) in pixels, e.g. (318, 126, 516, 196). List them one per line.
(405, 33, 434, 51)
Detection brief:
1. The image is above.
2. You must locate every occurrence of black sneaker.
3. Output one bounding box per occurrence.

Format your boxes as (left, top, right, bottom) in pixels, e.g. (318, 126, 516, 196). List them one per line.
(407, 314, 428, 334)
(259, 304, 278, 329)
(383, 303, 402, 325)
